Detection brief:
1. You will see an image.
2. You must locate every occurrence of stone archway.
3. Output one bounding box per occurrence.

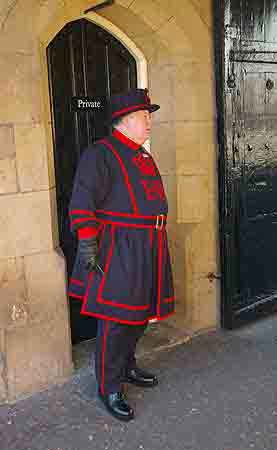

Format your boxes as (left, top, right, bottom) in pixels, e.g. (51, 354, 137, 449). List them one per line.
(0, 0, 218, 403)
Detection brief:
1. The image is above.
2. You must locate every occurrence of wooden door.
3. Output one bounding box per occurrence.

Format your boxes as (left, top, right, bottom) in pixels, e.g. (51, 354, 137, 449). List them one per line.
(47, 19, 137, 344)
(215, 0, 277, 328)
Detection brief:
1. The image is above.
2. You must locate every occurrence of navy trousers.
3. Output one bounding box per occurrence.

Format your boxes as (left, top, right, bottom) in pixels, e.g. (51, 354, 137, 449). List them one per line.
(94, 319, 148, 395)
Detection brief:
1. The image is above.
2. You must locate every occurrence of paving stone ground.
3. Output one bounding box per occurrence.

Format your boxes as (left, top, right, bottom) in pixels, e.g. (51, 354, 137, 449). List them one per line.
(1, 315, 277, 450)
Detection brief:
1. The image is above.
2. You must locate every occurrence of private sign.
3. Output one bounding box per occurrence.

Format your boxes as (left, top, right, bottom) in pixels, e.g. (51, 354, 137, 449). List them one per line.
(71, 96, 106, 112)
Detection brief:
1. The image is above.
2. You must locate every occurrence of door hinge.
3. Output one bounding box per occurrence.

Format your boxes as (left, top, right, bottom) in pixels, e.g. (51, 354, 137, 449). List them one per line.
(225, 25, 240, 40)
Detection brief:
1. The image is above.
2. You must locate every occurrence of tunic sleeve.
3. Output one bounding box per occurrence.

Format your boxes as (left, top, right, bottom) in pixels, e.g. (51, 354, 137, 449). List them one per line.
(69, 144, 112, 237)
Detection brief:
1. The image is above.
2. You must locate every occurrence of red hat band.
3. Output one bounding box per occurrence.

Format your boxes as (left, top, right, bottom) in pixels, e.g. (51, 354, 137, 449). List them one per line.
(109, 88, 160, 122)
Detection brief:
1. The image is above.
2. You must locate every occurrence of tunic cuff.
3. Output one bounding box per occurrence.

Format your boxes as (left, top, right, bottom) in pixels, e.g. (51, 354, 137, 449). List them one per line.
(78, 227, 99, 239)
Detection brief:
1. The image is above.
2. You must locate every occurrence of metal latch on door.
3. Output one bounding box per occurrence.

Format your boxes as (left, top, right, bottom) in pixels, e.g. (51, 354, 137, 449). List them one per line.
(207, 272, 222, 283)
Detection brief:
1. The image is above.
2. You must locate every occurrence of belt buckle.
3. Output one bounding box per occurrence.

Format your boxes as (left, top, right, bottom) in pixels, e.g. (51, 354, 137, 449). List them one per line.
(155, 214, 165, 230)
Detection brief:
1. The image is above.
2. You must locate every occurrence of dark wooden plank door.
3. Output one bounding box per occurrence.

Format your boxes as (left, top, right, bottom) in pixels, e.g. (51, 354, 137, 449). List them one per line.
(216, 0, 277, 328)
(47, 19, 137, 344)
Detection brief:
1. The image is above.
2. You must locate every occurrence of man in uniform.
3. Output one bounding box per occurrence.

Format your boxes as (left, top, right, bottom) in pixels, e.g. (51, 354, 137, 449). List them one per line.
(68, 88, 175, 421)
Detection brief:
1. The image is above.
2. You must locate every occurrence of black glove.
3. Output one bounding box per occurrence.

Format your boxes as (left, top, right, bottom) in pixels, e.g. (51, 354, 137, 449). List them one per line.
(78, 236, 99, 272)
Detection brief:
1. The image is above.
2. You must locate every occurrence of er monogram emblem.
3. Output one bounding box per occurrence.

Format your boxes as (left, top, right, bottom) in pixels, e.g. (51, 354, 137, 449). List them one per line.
(141, 179, 166, 201)
(132, 153, 156, 176)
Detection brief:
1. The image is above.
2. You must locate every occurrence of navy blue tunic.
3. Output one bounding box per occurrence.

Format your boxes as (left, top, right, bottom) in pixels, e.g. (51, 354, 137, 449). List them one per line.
(68, 129, 175, 324)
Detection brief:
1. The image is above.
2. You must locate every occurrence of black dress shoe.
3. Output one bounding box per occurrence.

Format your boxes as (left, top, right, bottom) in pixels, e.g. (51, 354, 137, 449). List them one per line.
(98, 391, 134, 421)
(125, 366, 158, 387)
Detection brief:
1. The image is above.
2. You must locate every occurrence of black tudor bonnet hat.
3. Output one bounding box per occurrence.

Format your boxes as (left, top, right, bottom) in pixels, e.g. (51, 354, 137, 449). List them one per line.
(108, 88, 160, 123)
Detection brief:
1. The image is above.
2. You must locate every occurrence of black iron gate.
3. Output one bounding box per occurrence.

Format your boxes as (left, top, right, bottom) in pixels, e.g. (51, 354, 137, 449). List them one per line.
(215, 0, 277, 328)
(47, 19, 137, 344)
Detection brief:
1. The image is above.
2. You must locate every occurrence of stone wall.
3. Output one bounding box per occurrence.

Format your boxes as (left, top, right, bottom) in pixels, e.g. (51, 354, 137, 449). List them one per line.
(0, 0, 73, 402)
(0, 0, 219, 402)
(98, 0, 219, 331)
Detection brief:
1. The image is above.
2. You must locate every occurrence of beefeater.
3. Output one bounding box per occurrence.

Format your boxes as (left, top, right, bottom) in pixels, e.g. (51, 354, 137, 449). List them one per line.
(68, 88, 175, 421)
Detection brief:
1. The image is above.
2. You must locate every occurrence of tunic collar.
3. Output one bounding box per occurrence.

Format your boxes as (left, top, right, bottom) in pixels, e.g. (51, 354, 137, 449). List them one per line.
(112, 128, 141, 151)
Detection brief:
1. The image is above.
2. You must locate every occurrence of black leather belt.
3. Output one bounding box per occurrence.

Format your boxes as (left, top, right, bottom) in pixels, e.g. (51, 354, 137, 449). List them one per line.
(95, 210, 167, 230)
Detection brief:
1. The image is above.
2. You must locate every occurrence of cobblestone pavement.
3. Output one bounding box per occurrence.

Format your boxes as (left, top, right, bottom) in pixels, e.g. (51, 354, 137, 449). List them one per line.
(1, 315, 277, 450)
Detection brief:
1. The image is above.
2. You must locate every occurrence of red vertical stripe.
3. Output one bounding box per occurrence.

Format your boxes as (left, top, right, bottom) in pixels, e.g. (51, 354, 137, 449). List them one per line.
(157, 229, 163, 317)
(101, 320, 109, 396)
(69, 209, 96, 216)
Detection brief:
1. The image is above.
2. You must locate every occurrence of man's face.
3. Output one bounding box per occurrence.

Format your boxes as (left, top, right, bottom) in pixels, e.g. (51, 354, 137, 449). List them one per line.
(123, 109, 152, 145)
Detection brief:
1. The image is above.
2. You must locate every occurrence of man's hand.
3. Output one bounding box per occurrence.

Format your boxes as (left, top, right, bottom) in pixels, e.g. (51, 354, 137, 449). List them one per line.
(78, 236, 99, 271)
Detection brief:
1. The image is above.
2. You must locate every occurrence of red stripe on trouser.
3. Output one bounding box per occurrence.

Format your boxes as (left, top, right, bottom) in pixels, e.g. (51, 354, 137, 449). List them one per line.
(101, 321, 109, 396)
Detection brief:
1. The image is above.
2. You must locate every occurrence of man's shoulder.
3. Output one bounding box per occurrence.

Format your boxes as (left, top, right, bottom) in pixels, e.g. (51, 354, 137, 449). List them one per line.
(81, 137, 112, 159)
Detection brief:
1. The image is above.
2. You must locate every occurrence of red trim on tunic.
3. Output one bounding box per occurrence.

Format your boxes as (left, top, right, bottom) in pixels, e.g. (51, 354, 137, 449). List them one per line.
(99, 298, 150, 311)
(100, 139, 139, 214)
(68, 293, 84, 300)
(163, 296, 175, 303)
(70, 278, 84, 286)
(71, 217, 98, 225)
(69, 210, 96, 217)
(112, 104, 149, 119)
(101, 321, 109, 395)
(112, 128, 140, 151)
(78, 227, 98, 239)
